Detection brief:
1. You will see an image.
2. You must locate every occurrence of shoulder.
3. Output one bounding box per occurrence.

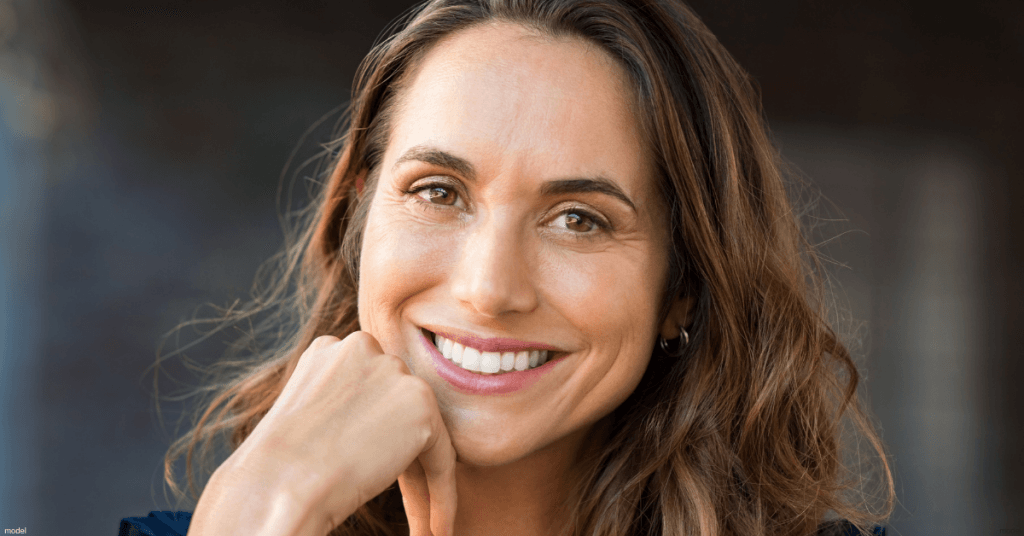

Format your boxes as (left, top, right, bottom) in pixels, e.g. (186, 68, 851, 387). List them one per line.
(816, 519, 887, 536)
(118, 511, 192, 536)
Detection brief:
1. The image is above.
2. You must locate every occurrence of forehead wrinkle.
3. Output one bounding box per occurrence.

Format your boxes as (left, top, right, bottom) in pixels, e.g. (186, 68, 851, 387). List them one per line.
(392, 21, 659, 213)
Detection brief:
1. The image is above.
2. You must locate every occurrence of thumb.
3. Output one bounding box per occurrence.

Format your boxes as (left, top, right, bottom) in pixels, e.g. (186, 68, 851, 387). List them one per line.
(398, 459, 432, 536)
(419, 422, 457, 536)
(397, 419, 457, 536)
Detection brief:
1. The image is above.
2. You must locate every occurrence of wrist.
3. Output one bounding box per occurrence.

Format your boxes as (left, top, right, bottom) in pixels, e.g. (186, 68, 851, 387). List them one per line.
(190, 455, 333, 536)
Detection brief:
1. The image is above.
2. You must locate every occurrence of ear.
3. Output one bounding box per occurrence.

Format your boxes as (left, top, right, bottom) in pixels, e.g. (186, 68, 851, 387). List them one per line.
(312, 153, 367, 261)
(355, 169, 366, 195)
(659, 294, 695, 341)
(324, 145, 366, 196)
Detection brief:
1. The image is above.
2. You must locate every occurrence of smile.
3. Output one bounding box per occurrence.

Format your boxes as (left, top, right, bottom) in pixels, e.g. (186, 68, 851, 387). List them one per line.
(418, 329, 566, 395)
(430, 332, 550, 375)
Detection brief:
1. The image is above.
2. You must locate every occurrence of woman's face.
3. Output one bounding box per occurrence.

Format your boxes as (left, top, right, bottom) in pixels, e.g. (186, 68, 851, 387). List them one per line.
(358, 22, 675, 466)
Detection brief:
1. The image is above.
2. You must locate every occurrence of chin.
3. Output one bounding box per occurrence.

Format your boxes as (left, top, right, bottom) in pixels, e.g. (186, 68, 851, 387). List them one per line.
(446, 419, 542, 467)
(452, 445, 524, 468)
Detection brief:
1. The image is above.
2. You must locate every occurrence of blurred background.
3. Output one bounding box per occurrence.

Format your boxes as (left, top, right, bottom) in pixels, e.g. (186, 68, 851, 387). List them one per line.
(1, 0, 1021, 534)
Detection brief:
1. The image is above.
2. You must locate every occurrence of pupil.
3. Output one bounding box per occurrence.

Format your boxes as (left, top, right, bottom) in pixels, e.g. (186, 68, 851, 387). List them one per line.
(429, 187, 448, 201)
(567, 212, 588, 231)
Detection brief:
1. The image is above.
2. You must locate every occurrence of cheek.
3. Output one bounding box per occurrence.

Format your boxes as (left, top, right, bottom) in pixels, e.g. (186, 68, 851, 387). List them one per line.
(538, 247, 664, 340)
(357, 204, 452, 336)
(538, 247, 665, 410)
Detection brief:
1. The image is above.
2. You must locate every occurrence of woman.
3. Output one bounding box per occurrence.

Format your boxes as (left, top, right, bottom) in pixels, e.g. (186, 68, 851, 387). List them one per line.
(126, 0, 895, 535)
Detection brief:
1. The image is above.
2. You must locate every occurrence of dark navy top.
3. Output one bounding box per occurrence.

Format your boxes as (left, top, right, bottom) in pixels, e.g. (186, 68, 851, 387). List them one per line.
(118, 512, 192, 536)
(117, 511, 884, 535)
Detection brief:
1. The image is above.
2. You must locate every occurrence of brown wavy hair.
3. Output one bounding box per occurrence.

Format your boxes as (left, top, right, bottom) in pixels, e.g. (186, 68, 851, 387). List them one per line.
(157, 1, 895, 535)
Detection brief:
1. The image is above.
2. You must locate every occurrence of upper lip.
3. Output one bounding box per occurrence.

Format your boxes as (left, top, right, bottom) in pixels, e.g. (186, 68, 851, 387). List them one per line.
(422, 326, 564, 353)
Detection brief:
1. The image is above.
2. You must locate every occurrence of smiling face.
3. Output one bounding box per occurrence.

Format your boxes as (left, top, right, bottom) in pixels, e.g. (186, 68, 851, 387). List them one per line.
(357, 22, 676, 466)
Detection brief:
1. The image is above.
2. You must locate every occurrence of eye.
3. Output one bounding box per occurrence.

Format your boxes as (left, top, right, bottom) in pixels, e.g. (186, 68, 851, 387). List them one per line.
(555, 208, 608, 235)
(417, 185, 458, 205)
(407, 179, 464, 209)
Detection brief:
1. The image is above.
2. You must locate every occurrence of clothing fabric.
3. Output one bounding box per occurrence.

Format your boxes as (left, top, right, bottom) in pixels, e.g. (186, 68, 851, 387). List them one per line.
(118, 511, 885, 535)
(117, 511, 192, 536)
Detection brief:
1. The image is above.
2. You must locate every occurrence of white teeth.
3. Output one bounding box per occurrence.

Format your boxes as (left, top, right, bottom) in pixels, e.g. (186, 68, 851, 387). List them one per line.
(462, 347, 482, 372)
(500, 352, 515, 372)
(514, 351, 529, 371)
(432, 333, 554, 375)
(480, 352, 501, 374)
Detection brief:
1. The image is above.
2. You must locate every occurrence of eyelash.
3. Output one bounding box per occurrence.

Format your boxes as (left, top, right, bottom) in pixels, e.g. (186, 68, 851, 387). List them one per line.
(406, 181, 464, 211)
(405, 181, 612, 239)
(556, 205, 610, 238)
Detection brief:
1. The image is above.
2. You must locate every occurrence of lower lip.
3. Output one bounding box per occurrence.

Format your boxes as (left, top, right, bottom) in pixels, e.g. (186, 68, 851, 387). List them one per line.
(418, 333, 563, 395)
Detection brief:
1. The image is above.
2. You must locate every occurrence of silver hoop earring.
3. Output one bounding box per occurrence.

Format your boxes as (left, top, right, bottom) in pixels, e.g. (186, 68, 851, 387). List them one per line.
(658, 327, 689, 356)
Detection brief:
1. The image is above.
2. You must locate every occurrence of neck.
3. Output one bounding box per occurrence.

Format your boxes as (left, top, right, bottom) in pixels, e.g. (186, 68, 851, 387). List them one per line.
(452, 419, 611, 536)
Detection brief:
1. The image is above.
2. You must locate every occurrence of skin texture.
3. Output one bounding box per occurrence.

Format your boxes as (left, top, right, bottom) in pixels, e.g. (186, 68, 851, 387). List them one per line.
(188, 21, 695, 536)
(357, 22, 691, 536)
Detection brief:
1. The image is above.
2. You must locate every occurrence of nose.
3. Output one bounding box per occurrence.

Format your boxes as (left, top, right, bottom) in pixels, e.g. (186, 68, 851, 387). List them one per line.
(449, 211, 539, 318)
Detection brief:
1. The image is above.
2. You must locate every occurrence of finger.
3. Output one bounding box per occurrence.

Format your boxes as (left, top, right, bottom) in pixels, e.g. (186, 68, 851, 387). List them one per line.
(398, 459, 432, 536)
(420, 416, 458, 536)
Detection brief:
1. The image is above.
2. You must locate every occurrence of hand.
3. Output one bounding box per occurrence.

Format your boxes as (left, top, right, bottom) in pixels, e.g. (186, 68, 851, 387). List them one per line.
(190, 332, 457, 536)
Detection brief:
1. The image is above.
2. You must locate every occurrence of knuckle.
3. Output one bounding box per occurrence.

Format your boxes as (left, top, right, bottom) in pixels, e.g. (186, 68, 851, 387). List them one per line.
(298, 336, 341, 370)
(401, 376, 437, 417)
(308, 334, 340, 352)
(403, 374, 431, 396)
(344, 331, 382, 355)
(381, 353, 411, 375)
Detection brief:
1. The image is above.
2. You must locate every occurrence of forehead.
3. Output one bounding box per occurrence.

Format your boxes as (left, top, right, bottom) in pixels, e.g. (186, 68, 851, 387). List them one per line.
(387, 22, 651, 193)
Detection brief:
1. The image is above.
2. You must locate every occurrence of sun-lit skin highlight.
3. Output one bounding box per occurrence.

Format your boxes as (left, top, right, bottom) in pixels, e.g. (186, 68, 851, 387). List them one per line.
(165, 3, 897, 535)
(355, 23, 687, 535)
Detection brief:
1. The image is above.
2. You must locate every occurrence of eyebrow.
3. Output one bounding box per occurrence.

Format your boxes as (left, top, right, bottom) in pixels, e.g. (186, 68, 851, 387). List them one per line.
(540, 178, 637, 213)
(393, 145, 637, 212)
(393, 145, 477, 181)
